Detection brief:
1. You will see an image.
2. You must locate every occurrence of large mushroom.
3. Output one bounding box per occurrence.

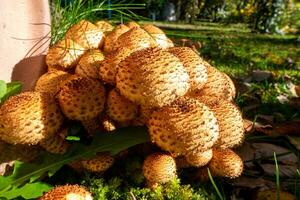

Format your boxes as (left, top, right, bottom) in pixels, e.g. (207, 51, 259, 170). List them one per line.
(39, 185, 93, 200)
(103, 24, 130, 53)
(142, 24, 174, 48)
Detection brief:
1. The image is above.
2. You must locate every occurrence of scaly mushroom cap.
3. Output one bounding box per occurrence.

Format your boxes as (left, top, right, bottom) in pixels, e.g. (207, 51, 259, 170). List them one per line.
(185, 149, 213, 167)
(197, 99, 244, 149)
(39, 185, 93, 200)
(58, 76, 106, 121)
(81, 152, 114, 173)
(143, 153, 176, 186)
(103, 24, 130, 52)
(115, 27, 157, 50)
(35, 71, 72, 97)
(209, 148, 243, 179)
(168, 47, 207, 92)
(39, 128, 69, 154)
(148, 97, 219, 155)
(0, 92, 64, 145)
(95, 20, 114, 32)
(46, 39, 85, 70)
(189, 65, 236, 101)
(65, 20, 105, 49)
(126, 21, 140, 28)
(107, 89, 138, 122)
(116, 48, 190, 108)
(75, 49, 104, 79)
(142, 24, 174, 48)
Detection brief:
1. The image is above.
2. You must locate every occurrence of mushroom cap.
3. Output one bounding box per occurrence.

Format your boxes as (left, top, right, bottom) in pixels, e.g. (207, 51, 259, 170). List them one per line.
(142, 24, 165, 35)
(143, 153, 176, 185)
(75, 49, 105, 79)
(65, 20, 105, 49)
(142, 24, 174, 48)
(103, 24, 130, 52)
(188, 65, 236, 101)
(168, 47, 207, 92)
(39, 129, 69, 154)
(126, 21, 140, 28)
(185, 149, 213, 167)
(209, 148, 243, 178)
(197, 99, 244, 149)
(39, 184, 93, 200)
(116, 48, 190, 108)
(0, 92, 64, 145)
(81, 152, 114, 173)
(46, 39, 85, 70)
(58, 76, 106, 121)
(148, 97, 219, 155)
(107, 89, 138, 122)
(95, 20, 114, 32)
(114, 27, 157, 50)
(35, 71, 72, 97)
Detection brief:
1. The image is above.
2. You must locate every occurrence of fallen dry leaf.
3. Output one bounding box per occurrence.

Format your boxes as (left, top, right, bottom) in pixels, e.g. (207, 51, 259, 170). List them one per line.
(231, 176, 275, 189)
(252, 70, 273, 82)
(286, 136, 300, 150)
(260, 163, 297, 178)
(255, 121, 300, 136)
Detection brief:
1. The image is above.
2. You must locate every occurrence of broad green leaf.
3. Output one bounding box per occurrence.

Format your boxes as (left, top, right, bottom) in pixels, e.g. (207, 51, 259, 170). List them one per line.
(0, 126, 149, 199)
(0, 82, 22, 103)
(0, 80, 7, 101)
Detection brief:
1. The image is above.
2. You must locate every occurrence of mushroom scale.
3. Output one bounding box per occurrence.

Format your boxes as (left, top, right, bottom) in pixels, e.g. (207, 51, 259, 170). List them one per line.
(95, 20, 114, 32)
(0, 92, 64, 145)
(103, 24, 130, 53)
(58, 76, 106, 121)
(185, 149, 213, 167)
(39, 185, 93, 200)
(116, 48, 190, 108)
(65, 20, 105, 49)
(167, 47, 208, 92)
(143, 153, 177, 188)
(148, 97, 219, 156)
(142, 24, 174, 48)
(81, 152, 114, 173)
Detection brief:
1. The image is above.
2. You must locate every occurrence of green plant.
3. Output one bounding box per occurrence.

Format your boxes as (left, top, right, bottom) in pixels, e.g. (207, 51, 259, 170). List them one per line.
(0, 81, 22, 104)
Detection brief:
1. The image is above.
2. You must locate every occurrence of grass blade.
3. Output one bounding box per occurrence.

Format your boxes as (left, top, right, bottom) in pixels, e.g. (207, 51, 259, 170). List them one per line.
(207, 168, 224, 200)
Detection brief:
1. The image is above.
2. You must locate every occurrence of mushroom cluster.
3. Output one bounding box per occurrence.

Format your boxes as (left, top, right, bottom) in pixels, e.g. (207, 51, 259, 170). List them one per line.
(0, 20, 245, 190)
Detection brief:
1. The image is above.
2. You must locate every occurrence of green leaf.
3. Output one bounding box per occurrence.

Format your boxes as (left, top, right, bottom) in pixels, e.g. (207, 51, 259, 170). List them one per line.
(0, 126, 149, 199)
(0, 81, 22, 103)
(0, 80, 7, 101)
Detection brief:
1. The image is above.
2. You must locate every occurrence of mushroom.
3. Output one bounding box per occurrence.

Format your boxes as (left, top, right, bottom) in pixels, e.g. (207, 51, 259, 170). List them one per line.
(65, 19, 105, 49)
(106, 88, 138, 123)
(148, 97, 219, 156)
(116, 48, 190, 108)
(81, 152, 114, 173)
(208, 148, 243, 178)
(103, 24, 130, 53)
(143, 153, 177, 189)
(188, 65, 236, 101)
(39, 128, 69, 154)
(46, 38, 85, 70)
(39, 185, 93, 200)
(75, 49, 105, 79)
(95, 20, 114, 32)
(35, 70, 72, 97)
(126, 21, 140, 28)
(184, 149, 213, 167)
(167, 47, 208, 92)
(58, 76, 106, 135)
(0, 92, 66, 153)
(142, 24, 174, 48)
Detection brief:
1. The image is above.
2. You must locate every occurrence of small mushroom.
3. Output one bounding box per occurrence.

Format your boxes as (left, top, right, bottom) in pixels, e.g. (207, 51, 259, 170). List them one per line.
(209, 148, 243, 179)
(65, 20, 105, 49)
(185, 149, 213, 167)
(116, 48, 190, 108)
(46, 39, 85, 70)
(142, 24, 174, 48)
(75, 49, 105, 79)
(167, 47, 208, 92)
(95, 20, 114, 32)
(81, 152, 114, 173)
(107, 89, 138, 123)
(39, 128, 69, 154)
(103, 24, 130, 52)
(126, 21, 140, 28)
(39, 185, 93, 200)
(148, 97, 219, 156)
(143, 153, 177, 189)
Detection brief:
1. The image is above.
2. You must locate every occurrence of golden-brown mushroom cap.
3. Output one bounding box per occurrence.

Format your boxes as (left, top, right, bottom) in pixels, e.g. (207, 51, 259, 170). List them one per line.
(197, 99, 244, 149)
(126, 21, 140, 28)
(39, 129, 69, 154)
(81, 152, 114, 173)
(0, 92, 64, 145)
(35, 71, 72, 97)
(107, 89, 138, 122)
(95, 20, 114, 32)
(142, 24, 174, 48)
(103, 24, 130, 52)
(148, 97, 219, 155)
(65, 20, 105, 49)
(116, 48, 190, 108)
(209, 148, 243, 178)
(143, 153, 176, 186)
(75, 49, 104, 79)
(58, 76, 106, 121)
(189, 65, 236, 101)
(39, 184, 93, 200)
(185, 149, 213, 167)
(46, 39, 85, 70)
(168, 47, 207, 92)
